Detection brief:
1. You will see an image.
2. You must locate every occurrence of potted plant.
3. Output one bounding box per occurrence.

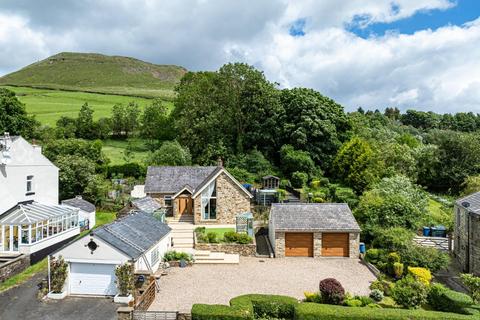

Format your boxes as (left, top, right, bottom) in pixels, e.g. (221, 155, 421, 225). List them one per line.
(47, 256, 68, 299)
(114, 263, 134, 304)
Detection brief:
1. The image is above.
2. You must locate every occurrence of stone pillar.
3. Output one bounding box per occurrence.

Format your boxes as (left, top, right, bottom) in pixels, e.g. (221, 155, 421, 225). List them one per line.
(117, 306, 133, 320)
(314, 233, 322, 258)
(349, 233, 360, 258)
(275, 232, 285, 258)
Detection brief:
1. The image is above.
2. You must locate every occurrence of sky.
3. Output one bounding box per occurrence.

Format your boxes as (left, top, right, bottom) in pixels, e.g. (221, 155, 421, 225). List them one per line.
(0, 0, 479, 113)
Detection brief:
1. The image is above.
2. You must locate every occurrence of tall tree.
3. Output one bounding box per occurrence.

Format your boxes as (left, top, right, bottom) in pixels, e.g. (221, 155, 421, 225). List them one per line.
(75, 103, 95, 139)
(125, 102, 140, 137)
(0, 88, 38, 137)
(140, 99, 170, 141)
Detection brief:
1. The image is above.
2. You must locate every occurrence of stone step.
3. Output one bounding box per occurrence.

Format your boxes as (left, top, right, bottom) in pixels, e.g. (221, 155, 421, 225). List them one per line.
(172, 243, 194, 249)
(194, 252, 225, 260)
(194, 250, 211, 256)
(171, 232, 194, 238)
(172, 238, 194, 245)
(195, 253, 239, 264)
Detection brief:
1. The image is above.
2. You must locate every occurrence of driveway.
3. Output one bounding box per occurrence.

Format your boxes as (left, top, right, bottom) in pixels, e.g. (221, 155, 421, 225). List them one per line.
(150, 257, 376, 313)
(0, 273, 117, 320)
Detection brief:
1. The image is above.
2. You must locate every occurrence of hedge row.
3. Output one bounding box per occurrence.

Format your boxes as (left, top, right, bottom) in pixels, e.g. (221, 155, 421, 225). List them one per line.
(295, 303, 475, 320)
(192, 295, 476, 320)
(428, 283, 476, 315)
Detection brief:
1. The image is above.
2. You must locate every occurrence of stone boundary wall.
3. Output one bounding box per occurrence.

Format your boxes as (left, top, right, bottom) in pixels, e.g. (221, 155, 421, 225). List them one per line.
(0, 254, 30, 283)
(194, 232, 257, 256)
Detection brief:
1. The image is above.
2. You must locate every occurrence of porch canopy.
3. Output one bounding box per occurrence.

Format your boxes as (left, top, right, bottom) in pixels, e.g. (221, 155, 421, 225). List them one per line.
(0, 202, 79, 249)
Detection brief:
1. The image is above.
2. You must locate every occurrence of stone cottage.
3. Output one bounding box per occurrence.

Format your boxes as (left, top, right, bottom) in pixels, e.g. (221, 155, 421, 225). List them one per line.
(454, 192, 480, 275)
(144, 166, 253, 224)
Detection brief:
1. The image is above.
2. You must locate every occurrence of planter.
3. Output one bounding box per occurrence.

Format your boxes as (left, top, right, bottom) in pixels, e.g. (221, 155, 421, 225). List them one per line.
(114, 293, 134, 304)
(47, 291, 67, 300)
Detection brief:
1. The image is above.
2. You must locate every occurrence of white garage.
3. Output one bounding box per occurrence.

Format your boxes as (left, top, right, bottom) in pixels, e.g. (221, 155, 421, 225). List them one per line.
(69, 263, 117, 296)
(50, 211, 172, 296)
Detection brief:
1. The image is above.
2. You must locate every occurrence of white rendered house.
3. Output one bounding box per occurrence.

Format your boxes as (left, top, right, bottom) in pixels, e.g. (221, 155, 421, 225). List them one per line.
(0, 133, 80, 255)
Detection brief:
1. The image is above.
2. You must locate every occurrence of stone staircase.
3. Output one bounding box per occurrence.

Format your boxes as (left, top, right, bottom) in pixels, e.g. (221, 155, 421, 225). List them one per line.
(194, 250, 239, 264)
(168, 216, 195, 253)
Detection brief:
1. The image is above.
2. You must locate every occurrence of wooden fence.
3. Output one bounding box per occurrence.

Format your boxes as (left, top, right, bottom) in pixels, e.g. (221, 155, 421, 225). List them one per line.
(132, 311, 178, 320)
(135, 280, 156, 311)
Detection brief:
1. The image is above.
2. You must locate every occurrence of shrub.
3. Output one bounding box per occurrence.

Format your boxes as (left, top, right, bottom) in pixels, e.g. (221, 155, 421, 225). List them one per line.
(370, 289, 384, 302)
(391, 275, 428, 309)
(304, 291, 321, 303)
(195, 227, 206, 234)
(206, 232, 218, 243)
(191, 304, 250, 320)
(319, 278, 345, 305)
(393, 262, 404, 279)
(163, 250, 193, 262)
(371, 227, 415, 252)
(357, 296, 374, 306)
(365, 248, 388, 266)
(408, 267, 432, 286)
(223, 231, 253, 244)
(428, 283, 474, 314)
(460, 273, 480, 303)
(106, 162, 146, 178)
(50, 257, 68, 293)
(115, 263, 134, 296)
(291, 171, 309, 188)
(387, 252, 401, 264)
(369, 278, 395, 296)
(399, 245, 450, 272)
(344, 298, 363, 307)
(295, 302, 474, 319)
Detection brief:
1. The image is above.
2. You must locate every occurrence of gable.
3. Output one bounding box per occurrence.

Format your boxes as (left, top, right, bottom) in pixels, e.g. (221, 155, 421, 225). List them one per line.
(192, 168, 253, 199)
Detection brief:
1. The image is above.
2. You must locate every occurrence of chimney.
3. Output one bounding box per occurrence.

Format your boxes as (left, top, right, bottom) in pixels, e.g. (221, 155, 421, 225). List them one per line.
(217, 157, 223, 167)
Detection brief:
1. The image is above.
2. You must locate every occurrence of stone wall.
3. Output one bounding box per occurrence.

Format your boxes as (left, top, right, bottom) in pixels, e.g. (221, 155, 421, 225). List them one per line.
(193, 172, 251, 224)
(313, 233, 322, 258)
(195, 241, 256, 256)
(274, 232, 285, 258)
(349, 232, 360, 258)
(0, 254, 30, 283)
(149, 192, 174, 216)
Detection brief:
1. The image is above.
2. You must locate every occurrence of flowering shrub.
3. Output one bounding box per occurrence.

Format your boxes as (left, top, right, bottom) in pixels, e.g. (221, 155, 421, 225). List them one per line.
(319, 278, 345, 305)
(408, 267, 432, 286)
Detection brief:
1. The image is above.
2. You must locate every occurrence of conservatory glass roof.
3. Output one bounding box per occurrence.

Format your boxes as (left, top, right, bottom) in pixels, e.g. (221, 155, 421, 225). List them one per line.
(0, 202, 78, 225)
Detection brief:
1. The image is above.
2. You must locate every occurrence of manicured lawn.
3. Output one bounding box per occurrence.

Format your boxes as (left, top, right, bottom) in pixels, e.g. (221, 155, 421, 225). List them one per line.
(0, 211, 117, 293)
(2, 86, 173, 127)
(102, 138, 150, 165)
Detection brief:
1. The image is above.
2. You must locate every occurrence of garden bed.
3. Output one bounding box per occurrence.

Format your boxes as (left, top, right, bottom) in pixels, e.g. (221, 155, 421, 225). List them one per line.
(194, 228, 256, 257)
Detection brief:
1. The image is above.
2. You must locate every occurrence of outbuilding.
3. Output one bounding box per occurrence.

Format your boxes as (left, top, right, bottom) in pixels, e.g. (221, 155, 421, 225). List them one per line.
(50, 211, 171, 296)
(268, 203, 361, 258)
(62, 195, 96, 230)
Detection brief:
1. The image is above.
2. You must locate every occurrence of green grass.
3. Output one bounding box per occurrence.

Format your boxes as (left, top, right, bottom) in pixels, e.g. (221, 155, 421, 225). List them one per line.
(0, 52, 185, 99)
(0, 211, 116, 293)
(1, 85, 175, 127)
(205, 228, 236, 240)
(427, 197, 453, 230)
(102, 138, 150, 165)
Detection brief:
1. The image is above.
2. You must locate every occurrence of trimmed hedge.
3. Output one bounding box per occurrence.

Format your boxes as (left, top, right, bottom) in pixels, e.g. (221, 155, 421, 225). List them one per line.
(428, 283, 474, 315)
(295, 303, 474, 319)
(191, 294, 297, 320)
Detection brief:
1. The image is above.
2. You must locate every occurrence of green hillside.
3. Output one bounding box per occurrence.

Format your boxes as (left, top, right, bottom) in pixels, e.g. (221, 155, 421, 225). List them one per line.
(0, 52, 186, 99)
(2, 86, 173, 127)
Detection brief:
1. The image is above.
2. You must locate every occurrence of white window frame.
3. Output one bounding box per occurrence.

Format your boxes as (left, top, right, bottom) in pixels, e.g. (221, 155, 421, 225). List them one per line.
(151, 246, 159, 265)
(26, 175, 34, 194)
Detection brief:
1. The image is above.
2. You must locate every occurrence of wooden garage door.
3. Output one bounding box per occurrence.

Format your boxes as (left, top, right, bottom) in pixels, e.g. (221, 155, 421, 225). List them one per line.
(285, 233, 313, 257)
(322, 233, 349, 257)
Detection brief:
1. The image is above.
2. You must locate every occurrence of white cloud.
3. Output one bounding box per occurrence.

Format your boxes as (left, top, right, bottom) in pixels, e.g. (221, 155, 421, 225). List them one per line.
(0, 0, 479, 112)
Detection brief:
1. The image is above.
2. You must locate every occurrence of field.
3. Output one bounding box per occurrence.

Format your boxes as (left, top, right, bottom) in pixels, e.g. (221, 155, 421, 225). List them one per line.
(2, 86, 173, 127)
(102, 138, 151, 165)
(0, 52, 185, 99)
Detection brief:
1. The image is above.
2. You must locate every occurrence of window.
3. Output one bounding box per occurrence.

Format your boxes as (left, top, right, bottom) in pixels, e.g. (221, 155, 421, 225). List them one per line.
(202, 181, 217, 220)
(151, 247, 159, 265)
(164, 196, 172, 207)
(26, 175, 34, 195)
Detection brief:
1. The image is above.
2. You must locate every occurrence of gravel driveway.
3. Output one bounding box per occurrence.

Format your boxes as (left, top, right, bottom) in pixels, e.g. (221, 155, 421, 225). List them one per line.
(150, 257, 376, 313)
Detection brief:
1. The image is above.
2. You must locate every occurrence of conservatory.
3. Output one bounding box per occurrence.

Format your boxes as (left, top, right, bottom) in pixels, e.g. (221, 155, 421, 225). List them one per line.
(0, 202, 80, 254)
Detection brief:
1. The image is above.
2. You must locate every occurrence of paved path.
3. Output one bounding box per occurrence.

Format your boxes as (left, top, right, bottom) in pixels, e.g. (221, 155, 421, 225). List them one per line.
(150, 257, 376, 313)
(0, 273, 117, 320)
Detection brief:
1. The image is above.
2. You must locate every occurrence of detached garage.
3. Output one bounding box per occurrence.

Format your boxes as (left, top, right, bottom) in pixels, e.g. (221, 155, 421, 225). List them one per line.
(268, 203, 361, 258)
(50, 211, 171, 296)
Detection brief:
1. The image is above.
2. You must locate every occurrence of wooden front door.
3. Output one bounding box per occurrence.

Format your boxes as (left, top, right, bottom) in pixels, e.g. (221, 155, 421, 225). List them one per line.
(285, 233, 313, 257)
(177, 197, 193, 215)
(321, 233, 349, 257)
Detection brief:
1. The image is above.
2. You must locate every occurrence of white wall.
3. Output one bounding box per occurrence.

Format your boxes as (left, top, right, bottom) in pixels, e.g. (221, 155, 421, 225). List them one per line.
(0, 137, 58, 214)
(135, 233, 172, 272)
(77, 209, 96, 229)
(20, 227, 80, 255)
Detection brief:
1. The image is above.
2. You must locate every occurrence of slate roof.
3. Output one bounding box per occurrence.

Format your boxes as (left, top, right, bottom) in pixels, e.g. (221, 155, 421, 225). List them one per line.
(62, 196, 96, 213)
(132, 196, 162, 214)
(93, 211, 171, 260)
(456, 192, 480, 215)
(270, 203, 361, 232)
(144, 166, 218, 193)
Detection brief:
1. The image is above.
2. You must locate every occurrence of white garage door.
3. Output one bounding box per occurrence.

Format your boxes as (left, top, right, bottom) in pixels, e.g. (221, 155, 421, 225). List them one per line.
(70, 263, 117, 296)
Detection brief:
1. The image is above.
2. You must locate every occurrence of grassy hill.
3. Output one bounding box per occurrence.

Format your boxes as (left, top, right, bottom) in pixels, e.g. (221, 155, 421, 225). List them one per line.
(0, 52, 186, 99)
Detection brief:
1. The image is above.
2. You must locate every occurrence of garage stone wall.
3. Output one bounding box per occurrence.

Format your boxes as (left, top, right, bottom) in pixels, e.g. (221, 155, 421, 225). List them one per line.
(0, 254, 30, 283)
(274, 232, 360, 258)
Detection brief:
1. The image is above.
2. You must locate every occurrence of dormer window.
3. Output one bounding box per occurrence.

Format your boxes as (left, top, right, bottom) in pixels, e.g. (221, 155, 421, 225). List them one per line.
(26, 175, 34, 195)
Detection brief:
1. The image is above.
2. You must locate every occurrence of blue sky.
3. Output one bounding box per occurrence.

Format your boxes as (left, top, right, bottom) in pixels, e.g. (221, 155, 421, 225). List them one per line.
(349, 0, 480, 38)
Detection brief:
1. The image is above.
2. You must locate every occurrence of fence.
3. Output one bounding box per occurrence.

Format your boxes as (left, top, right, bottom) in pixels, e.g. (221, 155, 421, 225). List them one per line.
(135, 280, 156, 311)
(132, 311, 178, 320)
(413, 235, 453, 252)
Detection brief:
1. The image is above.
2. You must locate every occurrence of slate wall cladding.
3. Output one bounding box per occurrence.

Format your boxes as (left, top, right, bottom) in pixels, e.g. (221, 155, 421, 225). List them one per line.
(194, 172, 251, 224)
(0, 254, 30, 283)
(273, 232, 359, 258)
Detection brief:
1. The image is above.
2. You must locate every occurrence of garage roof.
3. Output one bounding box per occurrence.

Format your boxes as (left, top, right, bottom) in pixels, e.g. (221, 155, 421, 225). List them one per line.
(270, 203, 361, 232)
(93, 211, 171, 259)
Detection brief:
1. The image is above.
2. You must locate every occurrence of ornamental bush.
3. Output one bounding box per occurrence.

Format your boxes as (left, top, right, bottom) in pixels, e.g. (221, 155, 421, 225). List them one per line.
(393, 262, 404, 279)
(370, 289, 384, 302)
(369, 278, 395, 296)
(460, 273, 480, 303)
(206, 231, 218, 243)
(319, 278, 345, 305)
(399, 245, 450, 272)
(303, 291, 322, 303)
(50, 256, 68, 293)
(371, 227, 415, 252)
(428, 283, 474, 314)
(408, 267, 432, 286)
(163, 250, 193, 262)
(391, 275, 428, 309)
(115, 263, 134, 296)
